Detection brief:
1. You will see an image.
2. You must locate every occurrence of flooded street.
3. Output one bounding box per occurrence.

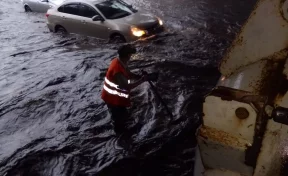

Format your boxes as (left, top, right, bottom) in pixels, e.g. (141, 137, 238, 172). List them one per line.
(0, 0, 256, 175)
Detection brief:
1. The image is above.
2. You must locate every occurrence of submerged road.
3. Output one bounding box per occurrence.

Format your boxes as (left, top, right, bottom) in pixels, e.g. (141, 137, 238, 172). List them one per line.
(0, 0, 256, 175)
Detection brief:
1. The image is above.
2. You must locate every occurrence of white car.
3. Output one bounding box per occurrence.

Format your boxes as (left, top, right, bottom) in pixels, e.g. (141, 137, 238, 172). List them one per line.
(46, 0, 165, 42)
(21, 0, 64, 13)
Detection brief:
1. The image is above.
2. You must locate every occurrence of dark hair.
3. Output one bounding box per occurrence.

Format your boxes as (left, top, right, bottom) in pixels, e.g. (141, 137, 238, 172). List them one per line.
(118, 44, 136, 58)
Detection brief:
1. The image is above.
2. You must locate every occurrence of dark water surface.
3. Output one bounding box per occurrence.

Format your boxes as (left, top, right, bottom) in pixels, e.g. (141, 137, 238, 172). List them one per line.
(0, 0, 256, 175)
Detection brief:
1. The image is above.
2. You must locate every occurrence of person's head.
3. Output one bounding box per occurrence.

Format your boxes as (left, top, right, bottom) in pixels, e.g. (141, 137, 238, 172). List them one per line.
(118, 44, 136, 63)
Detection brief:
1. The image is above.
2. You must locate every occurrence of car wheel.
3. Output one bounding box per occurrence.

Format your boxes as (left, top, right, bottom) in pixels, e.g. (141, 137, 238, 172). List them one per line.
(55, 26, 67, 34)
(24, 5, 32, 12)
(110, 34, 126, 44)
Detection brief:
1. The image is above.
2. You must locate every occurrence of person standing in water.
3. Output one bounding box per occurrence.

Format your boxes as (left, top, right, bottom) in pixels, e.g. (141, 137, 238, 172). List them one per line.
(101, 44, 148, 135)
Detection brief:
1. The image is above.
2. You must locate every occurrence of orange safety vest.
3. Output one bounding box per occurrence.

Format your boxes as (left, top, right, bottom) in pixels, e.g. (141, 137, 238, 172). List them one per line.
(101, 58, 131, 107)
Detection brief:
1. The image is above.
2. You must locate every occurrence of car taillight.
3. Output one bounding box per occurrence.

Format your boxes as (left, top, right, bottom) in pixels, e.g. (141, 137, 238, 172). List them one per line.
(45, 14, 49, 18)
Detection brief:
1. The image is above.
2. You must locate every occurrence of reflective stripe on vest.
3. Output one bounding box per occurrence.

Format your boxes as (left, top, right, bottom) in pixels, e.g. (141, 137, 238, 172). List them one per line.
(104, 77, 129, 92)
(103, 85, 129, 98)
(103, 77, 130, 99)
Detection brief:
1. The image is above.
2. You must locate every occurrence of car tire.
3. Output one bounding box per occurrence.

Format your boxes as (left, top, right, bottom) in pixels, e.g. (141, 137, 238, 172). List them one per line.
(24, 5, 32, 12)
(55, 26, 67, 34)
(109, 34, 126, 44)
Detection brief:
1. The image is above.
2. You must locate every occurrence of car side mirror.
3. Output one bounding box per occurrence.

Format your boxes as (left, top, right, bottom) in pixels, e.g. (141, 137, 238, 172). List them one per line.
(92, 15, 104, 22)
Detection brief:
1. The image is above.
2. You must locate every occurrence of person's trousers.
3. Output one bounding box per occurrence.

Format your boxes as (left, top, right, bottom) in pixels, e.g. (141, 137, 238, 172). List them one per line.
(107, 104, 133, 135)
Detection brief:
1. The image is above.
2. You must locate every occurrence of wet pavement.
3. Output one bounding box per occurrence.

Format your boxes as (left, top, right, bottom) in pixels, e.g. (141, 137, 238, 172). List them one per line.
(0, 0, 257, 175)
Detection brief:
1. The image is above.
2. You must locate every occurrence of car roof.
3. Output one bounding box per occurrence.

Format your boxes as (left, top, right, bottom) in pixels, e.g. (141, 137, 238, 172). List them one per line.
(62, 0, 106, 4)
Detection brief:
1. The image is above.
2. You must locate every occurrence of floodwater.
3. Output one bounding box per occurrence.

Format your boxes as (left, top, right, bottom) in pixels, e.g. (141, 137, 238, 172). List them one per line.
(0, 0, 256, 175)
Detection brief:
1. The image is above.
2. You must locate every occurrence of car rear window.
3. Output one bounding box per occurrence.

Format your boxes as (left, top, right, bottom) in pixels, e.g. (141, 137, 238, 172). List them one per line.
(58, 3, 80, 16)
(58, 5, 64, 12)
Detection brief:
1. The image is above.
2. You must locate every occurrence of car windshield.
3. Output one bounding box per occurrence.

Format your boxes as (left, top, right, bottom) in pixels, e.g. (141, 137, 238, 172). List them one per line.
(95, 0, 137, 20)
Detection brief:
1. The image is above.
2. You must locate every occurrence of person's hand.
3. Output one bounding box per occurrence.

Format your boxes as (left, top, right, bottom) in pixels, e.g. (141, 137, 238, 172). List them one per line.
(141, 74, 148, 82)
(141, 70, 148, 75)
(146, 72, 159, 82)
(140, 70, 159, 82)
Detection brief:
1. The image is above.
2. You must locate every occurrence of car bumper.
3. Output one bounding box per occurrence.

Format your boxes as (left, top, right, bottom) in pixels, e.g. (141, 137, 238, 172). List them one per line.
(125, 26, 165, 42)
(144, 25, 165, 36)
(46, 22, 54, 32)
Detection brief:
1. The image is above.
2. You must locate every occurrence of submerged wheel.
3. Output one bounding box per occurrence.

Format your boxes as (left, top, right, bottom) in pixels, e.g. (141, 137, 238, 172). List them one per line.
(109, 34, 126, 44)
(24, 5, 32, 12)
(55, 26, 67, 34)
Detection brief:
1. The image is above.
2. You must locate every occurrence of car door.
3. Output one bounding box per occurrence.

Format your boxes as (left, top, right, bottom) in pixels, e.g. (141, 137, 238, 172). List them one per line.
(78, 3, 110, 39)
(58, 3, 83, 34)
